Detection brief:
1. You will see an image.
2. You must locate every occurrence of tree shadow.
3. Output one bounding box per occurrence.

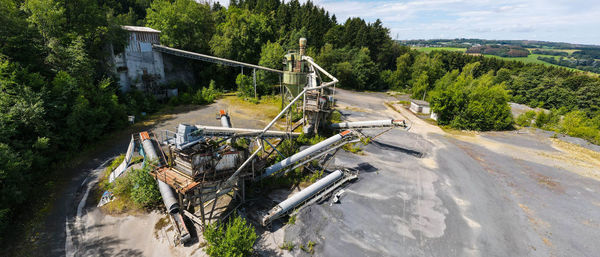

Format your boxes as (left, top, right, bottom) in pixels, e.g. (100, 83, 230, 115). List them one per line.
(77, 235, 144, 257)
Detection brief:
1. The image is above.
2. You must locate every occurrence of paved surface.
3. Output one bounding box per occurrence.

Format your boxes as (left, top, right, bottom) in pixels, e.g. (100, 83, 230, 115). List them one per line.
(281, 89, 600, 257)
(34, 89, 600, 257)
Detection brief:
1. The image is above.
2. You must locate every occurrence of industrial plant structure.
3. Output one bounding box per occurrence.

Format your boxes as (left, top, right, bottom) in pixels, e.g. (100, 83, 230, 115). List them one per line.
(106, 29, 410, 244)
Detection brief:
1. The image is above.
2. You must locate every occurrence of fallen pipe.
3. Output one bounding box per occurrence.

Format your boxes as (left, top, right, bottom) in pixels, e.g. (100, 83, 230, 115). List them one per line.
(331, 119, 406, 129)
(262, 170, 344, 225)
(140, 132, 179, 214)
(260, 130, 352, 179)
(219, 110, 232, 128)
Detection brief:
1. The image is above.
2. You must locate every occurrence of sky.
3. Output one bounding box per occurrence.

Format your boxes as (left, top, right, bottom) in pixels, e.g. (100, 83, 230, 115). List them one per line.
(215, 0, 600, 45)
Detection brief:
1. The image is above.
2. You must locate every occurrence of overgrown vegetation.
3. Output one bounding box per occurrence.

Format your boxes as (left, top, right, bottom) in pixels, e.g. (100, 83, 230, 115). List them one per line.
(300, 240, 316, 254)
(280, 241, 295, 251)
(516, 109, 600, 144)
(203, 214, 258, 257)
(287, 214, 296, 225)
(167, 80, 221, 106)
(428, 63, 513, 131)
(99, 161, 162, 213)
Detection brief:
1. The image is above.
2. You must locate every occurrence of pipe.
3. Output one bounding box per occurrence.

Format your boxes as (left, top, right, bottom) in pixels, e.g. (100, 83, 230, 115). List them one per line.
(261, 130, 352, 179)
(139, 132, 179, 214)
(262, 170, 344, 225)
(140, 132, 158, 161)
(331, 119, 406, 129)
(194, 125, 300, 137)
(158, 180, 180, 214)
(303, 56, 338, 88)
(219, 110, 232, 128)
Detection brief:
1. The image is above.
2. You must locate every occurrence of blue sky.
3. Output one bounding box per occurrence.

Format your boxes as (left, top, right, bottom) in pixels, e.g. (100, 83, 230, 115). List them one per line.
(217, 0, 600, 45)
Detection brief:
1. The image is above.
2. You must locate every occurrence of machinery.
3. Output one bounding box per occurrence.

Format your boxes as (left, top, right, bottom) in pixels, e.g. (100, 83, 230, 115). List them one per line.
(106, 38, 411, 243)
(261, 169, 358, 226)
(283, 38, 337, 134)
(139, 131, 191, 244)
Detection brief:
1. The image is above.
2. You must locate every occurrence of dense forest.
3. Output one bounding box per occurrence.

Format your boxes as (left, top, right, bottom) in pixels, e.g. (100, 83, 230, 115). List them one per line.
(1, 0, 600, 248)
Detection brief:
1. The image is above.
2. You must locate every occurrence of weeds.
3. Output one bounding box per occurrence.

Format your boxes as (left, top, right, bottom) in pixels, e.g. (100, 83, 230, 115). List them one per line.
(287, 215, 296, 225)
(279, 241, 295, 251)
(342, 142, 362, 154)
(300, 241, 316, 254)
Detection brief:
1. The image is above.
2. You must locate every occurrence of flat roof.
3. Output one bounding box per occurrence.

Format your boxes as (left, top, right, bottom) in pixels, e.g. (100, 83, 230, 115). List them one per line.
(121, 26, 161, 33)
(410, 99, 430, 106)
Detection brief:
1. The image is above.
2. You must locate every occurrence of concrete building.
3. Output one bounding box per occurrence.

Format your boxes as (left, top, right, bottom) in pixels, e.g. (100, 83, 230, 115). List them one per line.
(112, 26, 165, 92)
(410, 99, 431, 114)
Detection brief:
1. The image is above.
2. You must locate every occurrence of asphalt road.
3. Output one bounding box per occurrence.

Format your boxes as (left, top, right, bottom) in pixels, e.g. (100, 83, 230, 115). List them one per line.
(282, 89, 600, 257)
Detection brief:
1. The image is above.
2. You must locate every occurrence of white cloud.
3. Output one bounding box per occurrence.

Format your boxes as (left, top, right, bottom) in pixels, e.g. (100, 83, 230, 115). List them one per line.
(315, 0, 600, 44)
(214, 0, 600, 44)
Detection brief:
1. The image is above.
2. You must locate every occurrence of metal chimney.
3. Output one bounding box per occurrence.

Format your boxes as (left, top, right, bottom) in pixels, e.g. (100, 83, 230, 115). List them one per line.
(299, 37, 307, 56)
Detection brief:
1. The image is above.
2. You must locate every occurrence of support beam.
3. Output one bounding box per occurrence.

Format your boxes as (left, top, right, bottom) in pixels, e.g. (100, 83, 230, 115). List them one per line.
(153, 45, 283, 74)
(253, 68, 257, 99)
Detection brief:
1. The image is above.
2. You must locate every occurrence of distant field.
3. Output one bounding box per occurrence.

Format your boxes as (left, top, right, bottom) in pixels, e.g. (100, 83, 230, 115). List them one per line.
(482, 54, 559, 65)
(413, 47, 466, 53)
(413, 46, 594, 75)
(526, 48, 579, 54)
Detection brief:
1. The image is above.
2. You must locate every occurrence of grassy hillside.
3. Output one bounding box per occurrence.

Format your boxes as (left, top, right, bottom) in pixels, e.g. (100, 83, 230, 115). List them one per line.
(482, 54, 594, 74)
(415, 46, 591, 73)
(526, 48, 578, 54)
(483, 53, 557, 65)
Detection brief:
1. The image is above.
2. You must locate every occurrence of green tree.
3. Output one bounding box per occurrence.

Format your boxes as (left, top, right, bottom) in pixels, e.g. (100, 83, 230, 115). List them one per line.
(210, 7, 272, 64)
(430, 68, 513, 131)
(351, 47, 379, 90)
(258, 41, 285, 84)
(204, 215, 258, 257)
(411, 72, 429, 99)
(410, 53, 444, 87)
(146, 0, 214, 53)
(236, 73, 254, 98)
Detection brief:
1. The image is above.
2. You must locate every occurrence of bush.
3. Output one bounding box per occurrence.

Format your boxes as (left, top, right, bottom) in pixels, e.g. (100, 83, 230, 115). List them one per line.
(203, 215, 257, 257)
(296, 133, 325, 145)
(104, 163, 161, 211)
(560, 110, 600, 144)
(275, 139, 299, 162)
(123, 90, 159, 117)
(193, 80, 221, 105)
(236, 73, 255, 99)
(430, 68, 513, 131)
(129, 166, 162, 208)
(516, 111, 536, 127)
(329, 110, 342, 124)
